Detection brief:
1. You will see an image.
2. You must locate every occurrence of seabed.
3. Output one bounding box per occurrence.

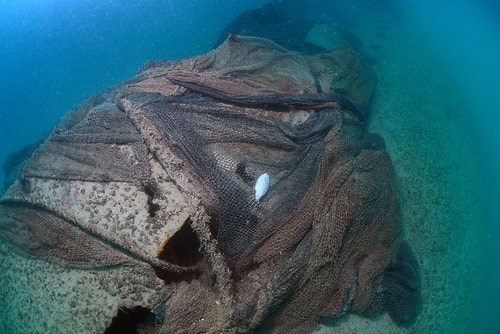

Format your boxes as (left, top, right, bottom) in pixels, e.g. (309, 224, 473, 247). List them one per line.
(0, 16, 483, 334)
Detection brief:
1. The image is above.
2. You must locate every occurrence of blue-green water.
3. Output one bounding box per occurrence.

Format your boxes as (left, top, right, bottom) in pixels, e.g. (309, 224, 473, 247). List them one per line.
(0, 1, 499, 333)
(0, 0, 268, 190)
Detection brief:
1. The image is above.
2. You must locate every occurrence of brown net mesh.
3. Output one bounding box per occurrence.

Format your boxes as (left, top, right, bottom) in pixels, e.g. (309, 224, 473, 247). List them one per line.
(0, 35, 420, 333)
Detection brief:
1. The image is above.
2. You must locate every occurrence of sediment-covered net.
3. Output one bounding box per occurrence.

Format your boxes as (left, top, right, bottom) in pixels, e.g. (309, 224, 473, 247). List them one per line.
(0, 35, 421, 333)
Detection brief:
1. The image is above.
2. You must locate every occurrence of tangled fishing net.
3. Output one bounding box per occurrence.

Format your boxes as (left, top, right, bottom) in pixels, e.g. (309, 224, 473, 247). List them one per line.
(0, 34, 420, 333)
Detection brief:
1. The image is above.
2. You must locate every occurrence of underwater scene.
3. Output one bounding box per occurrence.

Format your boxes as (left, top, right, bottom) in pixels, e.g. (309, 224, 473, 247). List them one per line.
(0, 0, 498, 333)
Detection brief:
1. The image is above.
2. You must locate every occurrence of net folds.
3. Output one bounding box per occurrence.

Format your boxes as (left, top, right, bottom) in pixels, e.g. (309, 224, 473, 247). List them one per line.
(0, 35, 421, 333)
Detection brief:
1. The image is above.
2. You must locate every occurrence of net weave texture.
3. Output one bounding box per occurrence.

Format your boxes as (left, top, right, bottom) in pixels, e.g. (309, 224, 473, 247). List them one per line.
(0, 35, 420, 333)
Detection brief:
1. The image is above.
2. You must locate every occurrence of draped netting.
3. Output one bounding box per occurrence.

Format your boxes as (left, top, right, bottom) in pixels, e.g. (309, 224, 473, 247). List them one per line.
(0, 35, 420, 333)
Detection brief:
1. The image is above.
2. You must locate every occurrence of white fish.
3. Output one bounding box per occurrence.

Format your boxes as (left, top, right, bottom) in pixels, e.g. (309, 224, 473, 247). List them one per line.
(254, 173, 270, 201)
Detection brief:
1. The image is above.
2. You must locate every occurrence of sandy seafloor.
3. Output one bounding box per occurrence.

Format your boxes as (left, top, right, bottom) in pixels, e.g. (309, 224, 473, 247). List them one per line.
(0, 15, 484, 334)
(315, 17, 483, 334)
